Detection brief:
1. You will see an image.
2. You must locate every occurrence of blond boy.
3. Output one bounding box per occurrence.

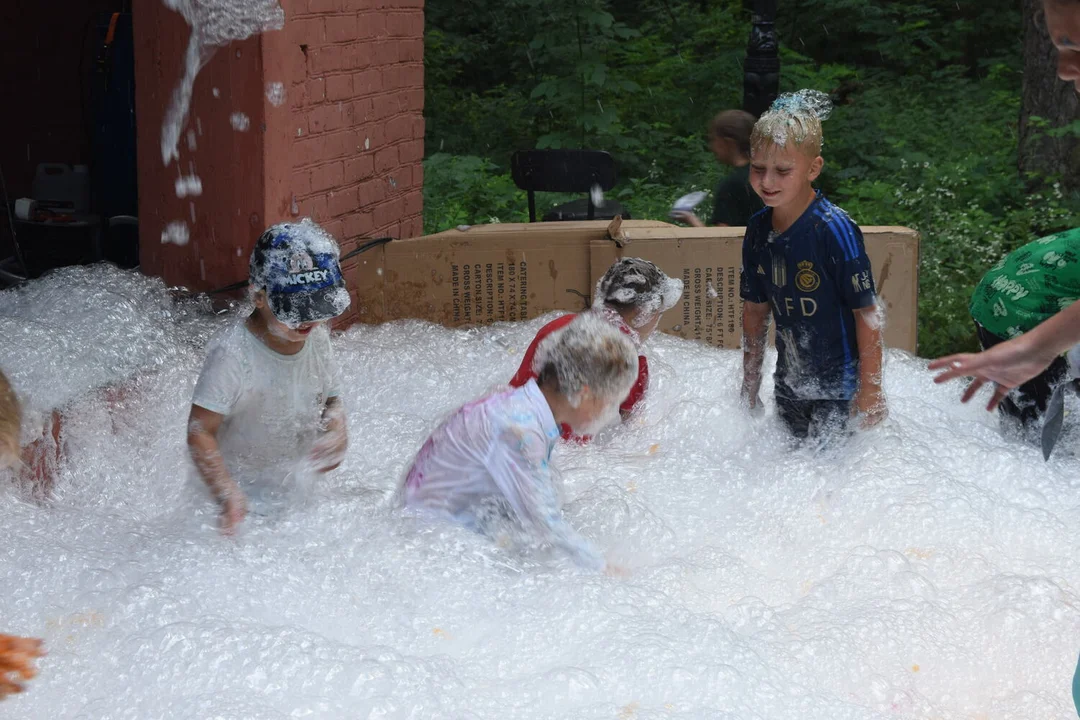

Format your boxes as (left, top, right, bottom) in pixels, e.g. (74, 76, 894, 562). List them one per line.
(739, 90, 886, 439)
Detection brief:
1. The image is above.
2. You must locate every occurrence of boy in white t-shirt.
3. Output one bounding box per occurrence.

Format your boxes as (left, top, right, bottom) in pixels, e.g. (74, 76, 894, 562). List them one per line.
(187, 219, 352, 534)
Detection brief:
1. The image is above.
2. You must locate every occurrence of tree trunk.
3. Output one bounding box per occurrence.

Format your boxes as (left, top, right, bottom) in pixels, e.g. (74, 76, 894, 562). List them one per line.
(1019, 0, 1080, 190)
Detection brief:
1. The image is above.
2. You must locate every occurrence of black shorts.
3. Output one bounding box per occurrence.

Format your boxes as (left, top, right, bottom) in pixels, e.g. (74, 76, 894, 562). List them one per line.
(775, 386, 851, 440)
(975, 321, 1068, 431)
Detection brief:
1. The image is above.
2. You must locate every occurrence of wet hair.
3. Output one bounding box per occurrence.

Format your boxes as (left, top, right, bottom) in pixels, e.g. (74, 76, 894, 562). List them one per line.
(534, 314, 638, 404)
(750, 89, 833, 159)
(593, 258, 683, 326)
(709, 110, 756, 158)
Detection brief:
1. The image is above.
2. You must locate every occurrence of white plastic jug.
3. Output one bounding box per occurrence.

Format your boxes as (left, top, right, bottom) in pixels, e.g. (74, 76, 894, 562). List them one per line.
(32, 164, 91, 213)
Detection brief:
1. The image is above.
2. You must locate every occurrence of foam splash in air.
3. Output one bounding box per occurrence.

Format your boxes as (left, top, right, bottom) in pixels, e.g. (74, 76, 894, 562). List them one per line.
(161, 221, 190, 246)
(160, 0, 284, 165)
(230, 112, 251, 132)
(175, 175, 203, 198)
(266, 82, 286, 107)
(590, 183, 605, 208)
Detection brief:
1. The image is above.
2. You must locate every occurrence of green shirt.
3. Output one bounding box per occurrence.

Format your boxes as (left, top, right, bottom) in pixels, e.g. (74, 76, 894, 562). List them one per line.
(711, 164, 764, 227)
(970, 227, 1080, 339)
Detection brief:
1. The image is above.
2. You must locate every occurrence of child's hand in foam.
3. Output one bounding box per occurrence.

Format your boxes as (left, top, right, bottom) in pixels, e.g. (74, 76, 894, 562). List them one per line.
(604, 562, 631, 578)
(310, 400, 348, 473)
(219, 492, 247, 536)
(0, 635, 44, 699)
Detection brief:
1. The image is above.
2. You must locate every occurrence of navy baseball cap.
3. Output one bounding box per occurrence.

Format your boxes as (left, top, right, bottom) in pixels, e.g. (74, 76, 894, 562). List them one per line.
(249, 219, 351, 326)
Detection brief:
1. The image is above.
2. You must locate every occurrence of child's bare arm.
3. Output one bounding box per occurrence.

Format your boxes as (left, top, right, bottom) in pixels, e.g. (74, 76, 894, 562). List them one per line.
(742, 301, 771, 408)
(853, 306, 887, 427)
(310, 396, 348, 473)
(187, 405, 246, 534)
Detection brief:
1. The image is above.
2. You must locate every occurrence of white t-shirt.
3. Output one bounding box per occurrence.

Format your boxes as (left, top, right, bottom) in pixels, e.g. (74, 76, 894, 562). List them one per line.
(191, 321, 340, 501)
(402, 380, 604, 570)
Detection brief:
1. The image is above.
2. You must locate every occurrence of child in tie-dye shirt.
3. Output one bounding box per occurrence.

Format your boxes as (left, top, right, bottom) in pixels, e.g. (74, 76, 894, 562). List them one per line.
(401, 314, 638, 571)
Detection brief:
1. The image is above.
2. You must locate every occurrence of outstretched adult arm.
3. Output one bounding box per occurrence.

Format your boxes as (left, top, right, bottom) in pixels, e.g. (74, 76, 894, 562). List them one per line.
(929, 301, 1080, 410)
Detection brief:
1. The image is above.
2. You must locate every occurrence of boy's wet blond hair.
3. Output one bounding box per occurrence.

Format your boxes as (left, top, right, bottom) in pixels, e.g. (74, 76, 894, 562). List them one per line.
(750, 89, 833, 159)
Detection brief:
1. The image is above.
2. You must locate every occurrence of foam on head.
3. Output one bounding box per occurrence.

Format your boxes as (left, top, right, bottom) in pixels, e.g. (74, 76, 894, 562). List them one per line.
(751, 89, 833, 158)
(247, 218, 349, 329)
(532, 313, 638, 406)
(593, 258, 684, 330)
(248, 218, 341, 293)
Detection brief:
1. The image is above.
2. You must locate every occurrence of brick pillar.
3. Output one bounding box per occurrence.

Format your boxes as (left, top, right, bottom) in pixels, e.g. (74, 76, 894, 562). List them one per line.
(133, 5, 269, 291)
(134, 0, 424, 327)
(266, 0, 425, 327)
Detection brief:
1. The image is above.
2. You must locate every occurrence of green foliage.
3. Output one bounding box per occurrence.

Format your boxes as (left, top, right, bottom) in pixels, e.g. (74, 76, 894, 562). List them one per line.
(421, 154, 528, 233)
(423, 0, 1080, 355)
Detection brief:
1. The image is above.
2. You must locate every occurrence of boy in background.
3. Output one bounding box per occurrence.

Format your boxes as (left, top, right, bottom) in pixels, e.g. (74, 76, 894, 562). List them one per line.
(672, 109, 763, 228)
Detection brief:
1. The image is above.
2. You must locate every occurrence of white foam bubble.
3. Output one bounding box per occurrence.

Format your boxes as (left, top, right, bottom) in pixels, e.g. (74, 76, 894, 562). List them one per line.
(1, 267, 1080, 718)
(174, 175, 203, 198)
(266, 81, 286, 107)
(161, 221, 190, 246)
(230, 112, 251, 132)
(590, 183, 605, 208)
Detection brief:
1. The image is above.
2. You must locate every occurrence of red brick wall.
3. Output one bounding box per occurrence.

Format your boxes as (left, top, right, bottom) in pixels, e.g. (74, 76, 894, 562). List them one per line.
(134, 0, 424, 327)
(134, 3, 268, 292)
(269, 0, 425, 326)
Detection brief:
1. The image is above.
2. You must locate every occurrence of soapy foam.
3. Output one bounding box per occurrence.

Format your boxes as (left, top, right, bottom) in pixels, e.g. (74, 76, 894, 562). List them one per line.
(1, 267, 1079, 718)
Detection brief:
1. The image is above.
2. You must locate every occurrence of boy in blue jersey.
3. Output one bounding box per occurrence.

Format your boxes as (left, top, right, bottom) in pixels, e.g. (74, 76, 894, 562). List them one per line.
(739, 90, 886, 439)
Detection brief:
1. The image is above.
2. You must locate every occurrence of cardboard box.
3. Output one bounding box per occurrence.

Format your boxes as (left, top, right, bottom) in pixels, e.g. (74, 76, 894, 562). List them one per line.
(590, 224, 920, 353)
(345, 220, 920, 353)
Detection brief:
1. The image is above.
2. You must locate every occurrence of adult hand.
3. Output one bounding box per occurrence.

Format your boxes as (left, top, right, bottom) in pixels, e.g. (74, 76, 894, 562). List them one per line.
(928, 335, 1054, 411)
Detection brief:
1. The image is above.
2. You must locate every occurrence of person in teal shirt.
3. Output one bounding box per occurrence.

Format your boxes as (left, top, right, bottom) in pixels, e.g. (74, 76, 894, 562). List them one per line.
(1073, 652, 1080, 717)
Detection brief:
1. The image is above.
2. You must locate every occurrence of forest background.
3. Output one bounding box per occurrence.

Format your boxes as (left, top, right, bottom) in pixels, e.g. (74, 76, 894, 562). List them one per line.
(421, 0, 1080, 355)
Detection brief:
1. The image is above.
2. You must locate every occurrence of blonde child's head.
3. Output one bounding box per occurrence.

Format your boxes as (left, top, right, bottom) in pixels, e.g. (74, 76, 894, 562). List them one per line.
(749, 90, 832, 209)
(0, 370, 21, 471)
(750, 89, 832, 160)
(534, 314, 638, 434)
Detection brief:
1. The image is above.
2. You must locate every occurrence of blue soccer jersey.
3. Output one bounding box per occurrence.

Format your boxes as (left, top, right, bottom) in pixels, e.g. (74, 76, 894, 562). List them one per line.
(739, 192, 877, 400)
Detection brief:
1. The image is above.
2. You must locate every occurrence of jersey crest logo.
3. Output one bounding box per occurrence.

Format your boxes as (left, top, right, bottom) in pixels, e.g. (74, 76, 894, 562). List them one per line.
(795, 260, 820, 293)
